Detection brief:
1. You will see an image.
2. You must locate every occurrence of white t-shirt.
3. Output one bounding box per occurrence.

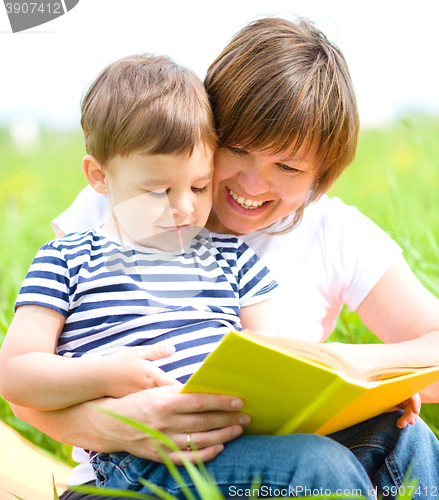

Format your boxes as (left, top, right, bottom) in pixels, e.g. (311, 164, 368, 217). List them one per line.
(52, 185, 402, 485)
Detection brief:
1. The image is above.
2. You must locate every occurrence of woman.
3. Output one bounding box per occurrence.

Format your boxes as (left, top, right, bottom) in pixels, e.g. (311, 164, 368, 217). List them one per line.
(12, 17, 439, 499)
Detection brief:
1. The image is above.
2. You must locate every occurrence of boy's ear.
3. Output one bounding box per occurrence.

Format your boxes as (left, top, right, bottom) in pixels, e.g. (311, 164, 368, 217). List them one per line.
(83, 155, 109, 194)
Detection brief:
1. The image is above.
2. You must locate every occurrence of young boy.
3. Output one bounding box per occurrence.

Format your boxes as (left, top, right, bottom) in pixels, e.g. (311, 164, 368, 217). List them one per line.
(0, 54, 279, 487)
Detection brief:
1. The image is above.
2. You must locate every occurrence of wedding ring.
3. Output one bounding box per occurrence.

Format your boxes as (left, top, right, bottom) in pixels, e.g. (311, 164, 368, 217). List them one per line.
(186, 432, 192, 451)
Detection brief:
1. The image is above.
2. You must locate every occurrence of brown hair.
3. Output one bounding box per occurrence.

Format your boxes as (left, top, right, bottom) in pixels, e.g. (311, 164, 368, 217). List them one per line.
(81, 54, 216, 166)
(205, 17, 360, 231)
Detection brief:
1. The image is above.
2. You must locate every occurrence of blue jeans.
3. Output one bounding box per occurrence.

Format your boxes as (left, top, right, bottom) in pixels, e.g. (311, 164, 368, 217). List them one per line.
(90, 413, 439, 500)
(329, 411, 439, 497)
(91, 434, 374, 499)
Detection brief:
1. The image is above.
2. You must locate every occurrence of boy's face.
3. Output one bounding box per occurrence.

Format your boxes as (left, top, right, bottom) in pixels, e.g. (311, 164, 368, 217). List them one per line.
(103, 146, 214, 251)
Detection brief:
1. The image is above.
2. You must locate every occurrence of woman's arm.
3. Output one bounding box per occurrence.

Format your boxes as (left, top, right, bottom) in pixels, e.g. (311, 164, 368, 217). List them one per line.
(53, 226, 66, 238)
(51, 185, 109, 237)
(240, 298, 280, 334)
(10, 387, 249, 464)
(332, 256, 439, 401)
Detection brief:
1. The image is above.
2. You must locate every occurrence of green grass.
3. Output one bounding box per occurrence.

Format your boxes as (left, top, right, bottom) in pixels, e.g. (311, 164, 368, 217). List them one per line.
(0, 128, 87, 466)
(327, 113, 439, 433)
(0, 113, 438, 463)
(328, 114, 439, 289)
(327, 115, 439, 343)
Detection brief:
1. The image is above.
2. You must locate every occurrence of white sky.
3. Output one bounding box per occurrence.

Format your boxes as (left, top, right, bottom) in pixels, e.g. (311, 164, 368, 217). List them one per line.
(0, 0, 438, 129)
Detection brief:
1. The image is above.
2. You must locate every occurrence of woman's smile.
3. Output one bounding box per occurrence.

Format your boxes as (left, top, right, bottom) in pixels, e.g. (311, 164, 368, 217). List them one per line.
(226, 187, 271, 213)
(209, 146, 318, 235)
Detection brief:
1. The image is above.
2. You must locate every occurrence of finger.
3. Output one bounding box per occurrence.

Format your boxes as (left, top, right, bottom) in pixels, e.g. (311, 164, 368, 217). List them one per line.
(397, 419, 408, 429)
(166, 444, 225, 465)
(172, 391, 245, 414)
(150, 367, 181, 387)
(385, 406, 401, 413)
(114, 425, 235, 463)
(397, 404, 418, 429)
(135, 362, 180, 387)
(411, 395, 421, 415)
(172, 425, 243, 452)
(386, 396, 414, 414)
(135, 344, 176, 361)
(164, 409, 251, 435)
(396, 412, 410, 429)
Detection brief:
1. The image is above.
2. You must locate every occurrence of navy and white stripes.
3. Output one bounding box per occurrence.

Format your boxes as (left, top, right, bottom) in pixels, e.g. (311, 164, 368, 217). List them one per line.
(16, 228, 277, 382)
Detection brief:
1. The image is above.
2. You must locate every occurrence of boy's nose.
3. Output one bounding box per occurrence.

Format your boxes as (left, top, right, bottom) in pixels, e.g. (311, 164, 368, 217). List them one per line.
(169, 194, 194, 218)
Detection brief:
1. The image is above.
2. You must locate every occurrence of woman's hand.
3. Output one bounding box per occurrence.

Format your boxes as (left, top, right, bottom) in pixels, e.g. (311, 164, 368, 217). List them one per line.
(97, 385, 249, 464)
(11, 385, 250, 465)
(386, 393, 421, 429)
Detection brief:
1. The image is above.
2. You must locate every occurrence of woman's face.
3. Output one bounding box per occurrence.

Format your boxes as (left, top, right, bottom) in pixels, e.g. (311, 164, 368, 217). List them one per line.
(209, 143, 319, 235)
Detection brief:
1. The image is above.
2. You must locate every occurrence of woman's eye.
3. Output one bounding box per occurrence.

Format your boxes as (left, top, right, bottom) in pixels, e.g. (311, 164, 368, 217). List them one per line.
(278, 163, 300, 173)
(228, 147, 248, 155)
(148, 189, 168, 198)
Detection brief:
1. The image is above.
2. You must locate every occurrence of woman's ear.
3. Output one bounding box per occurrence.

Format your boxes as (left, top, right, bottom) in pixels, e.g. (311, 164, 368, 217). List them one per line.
(83, 155, 109, 194)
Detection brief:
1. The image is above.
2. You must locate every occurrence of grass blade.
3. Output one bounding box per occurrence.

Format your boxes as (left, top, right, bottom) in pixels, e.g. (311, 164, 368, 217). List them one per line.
(137, 478, 180, 500)
(89, 405, 201, 500)
(92, 405, 225, 500)
(89, 405, 181, 452)
(149, 442, 196, 500)
(52, 474, 60, 500)
(70, 484, 157, 499)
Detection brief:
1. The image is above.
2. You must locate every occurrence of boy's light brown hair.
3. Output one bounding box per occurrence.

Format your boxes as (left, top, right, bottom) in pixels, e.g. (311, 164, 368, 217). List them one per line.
(205, 17, 360, 230)
(81, 54, 216, 166)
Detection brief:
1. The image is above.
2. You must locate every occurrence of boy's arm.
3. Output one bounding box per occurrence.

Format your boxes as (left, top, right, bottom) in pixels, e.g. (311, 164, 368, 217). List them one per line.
(0, 305, 178, 410)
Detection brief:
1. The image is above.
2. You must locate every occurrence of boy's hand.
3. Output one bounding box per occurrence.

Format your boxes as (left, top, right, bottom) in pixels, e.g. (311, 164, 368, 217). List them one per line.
(99, 344, 181, 398)
(387, 393, 421, 429)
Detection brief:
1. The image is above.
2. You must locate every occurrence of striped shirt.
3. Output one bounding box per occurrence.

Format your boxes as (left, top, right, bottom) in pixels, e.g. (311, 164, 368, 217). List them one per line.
(16, 227, 277, 382)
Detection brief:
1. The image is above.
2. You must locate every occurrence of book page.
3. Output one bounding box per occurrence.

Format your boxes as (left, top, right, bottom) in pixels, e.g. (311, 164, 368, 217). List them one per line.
(243, 331, 439, 383)
(243, 331, 358, 379)
(361, 364, 439, 382)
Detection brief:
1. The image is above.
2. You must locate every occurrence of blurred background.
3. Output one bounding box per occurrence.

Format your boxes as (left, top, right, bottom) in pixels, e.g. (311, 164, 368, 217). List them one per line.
(0, 0, 438, 465)
(1, 0, 439, 128)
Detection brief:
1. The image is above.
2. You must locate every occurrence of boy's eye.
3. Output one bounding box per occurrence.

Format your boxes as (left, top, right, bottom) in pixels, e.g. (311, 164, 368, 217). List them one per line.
(148, 189, 169, 198)
(192, 185, 208, 194)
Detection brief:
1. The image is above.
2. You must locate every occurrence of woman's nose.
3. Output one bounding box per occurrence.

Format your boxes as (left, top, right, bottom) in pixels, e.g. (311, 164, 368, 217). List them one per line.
(236, 163, 270, 197)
